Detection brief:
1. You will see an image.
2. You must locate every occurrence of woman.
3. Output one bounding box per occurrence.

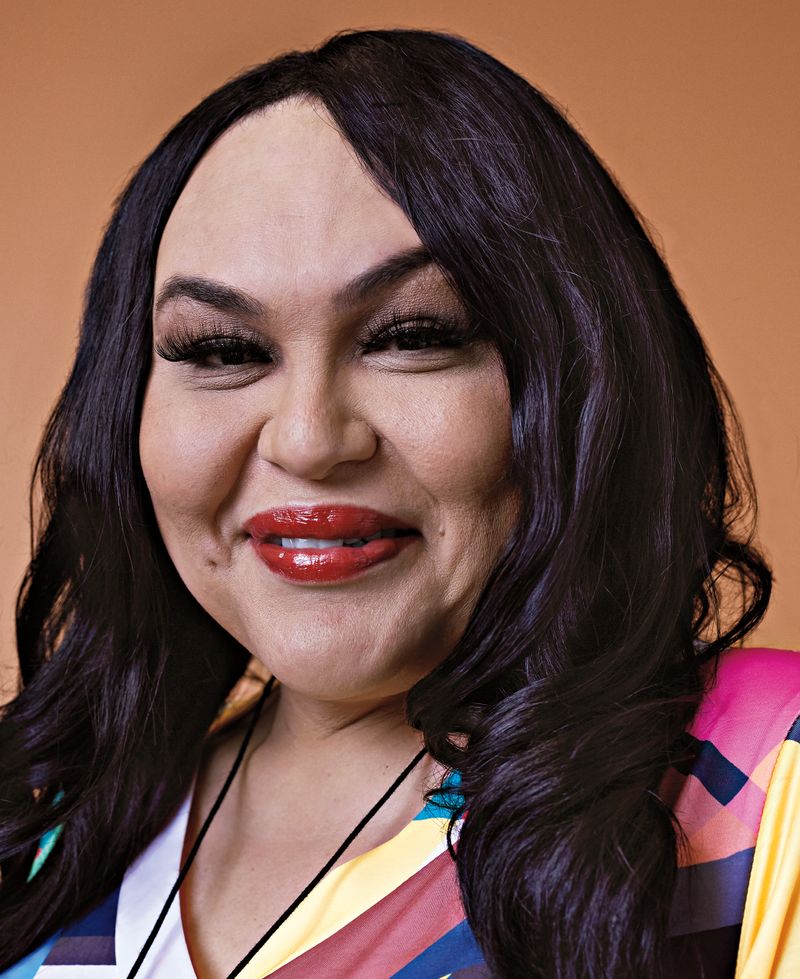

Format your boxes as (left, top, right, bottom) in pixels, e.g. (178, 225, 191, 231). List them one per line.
(0, 27, 797, 979)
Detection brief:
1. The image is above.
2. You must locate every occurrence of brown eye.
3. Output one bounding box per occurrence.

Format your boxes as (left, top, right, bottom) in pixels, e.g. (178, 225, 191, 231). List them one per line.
(361, 316, 475, 353)
(154, 324, 273, 368)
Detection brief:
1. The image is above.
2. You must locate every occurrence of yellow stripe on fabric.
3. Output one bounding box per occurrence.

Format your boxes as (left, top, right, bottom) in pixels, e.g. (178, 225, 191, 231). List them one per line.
(236, 814, 459, 979)
(736, 738, 800, 978)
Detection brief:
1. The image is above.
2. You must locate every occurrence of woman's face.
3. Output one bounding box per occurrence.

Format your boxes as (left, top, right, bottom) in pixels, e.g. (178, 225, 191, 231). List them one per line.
(140, 97, 520, 703)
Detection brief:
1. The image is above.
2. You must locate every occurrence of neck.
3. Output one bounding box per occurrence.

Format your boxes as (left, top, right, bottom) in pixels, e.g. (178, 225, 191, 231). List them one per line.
(245, 681, 430, 780)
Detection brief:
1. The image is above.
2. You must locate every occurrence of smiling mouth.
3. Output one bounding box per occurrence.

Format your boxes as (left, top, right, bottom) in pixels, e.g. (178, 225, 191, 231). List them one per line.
(250, 529, 421, 583)
(243, 505, 422, 583)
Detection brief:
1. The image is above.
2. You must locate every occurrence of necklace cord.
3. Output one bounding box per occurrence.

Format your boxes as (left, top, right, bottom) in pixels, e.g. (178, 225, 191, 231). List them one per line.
(126, 676, 428, 979)
(126, 675, 276, 978)
(225, 744, 428, 979)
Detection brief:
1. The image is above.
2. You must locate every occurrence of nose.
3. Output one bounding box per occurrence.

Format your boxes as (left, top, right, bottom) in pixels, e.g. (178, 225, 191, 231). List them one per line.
(256, 363, 377, 480)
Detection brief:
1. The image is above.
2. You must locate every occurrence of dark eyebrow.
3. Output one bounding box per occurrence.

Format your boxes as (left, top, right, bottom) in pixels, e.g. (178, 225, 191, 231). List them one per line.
(154, 276, 266, 318)
(332, 245, 433, 310)
(153, 245, 434, 319)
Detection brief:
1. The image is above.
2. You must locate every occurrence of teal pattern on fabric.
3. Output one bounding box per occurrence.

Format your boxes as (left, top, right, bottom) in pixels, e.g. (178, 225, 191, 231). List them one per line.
(0, 932, 60, 979)
(26, 789, 65, 882)
(414, 769, 464, 820)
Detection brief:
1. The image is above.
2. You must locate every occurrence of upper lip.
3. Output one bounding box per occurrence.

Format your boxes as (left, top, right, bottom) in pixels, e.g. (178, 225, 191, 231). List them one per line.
(243, 504, 419, 540)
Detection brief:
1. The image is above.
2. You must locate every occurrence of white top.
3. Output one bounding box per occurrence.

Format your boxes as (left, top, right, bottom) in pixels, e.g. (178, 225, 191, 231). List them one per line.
(35, 781, 197, 978)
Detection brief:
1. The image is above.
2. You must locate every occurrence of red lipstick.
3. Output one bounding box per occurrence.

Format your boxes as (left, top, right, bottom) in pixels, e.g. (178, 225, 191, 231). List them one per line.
(243, 504, 421, 583)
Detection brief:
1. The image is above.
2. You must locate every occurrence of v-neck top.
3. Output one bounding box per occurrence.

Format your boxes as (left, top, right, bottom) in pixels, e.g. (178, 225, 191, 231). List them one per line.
(18, 747, 475, 979)
(5, 646, 800, 979)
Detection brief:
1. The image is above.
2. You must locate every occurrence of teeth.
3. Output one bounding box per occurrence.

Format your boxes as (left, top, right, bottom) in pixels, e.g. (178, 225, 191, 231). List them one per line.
(272, 530, 401, 549)
(280, 537, 344, 548)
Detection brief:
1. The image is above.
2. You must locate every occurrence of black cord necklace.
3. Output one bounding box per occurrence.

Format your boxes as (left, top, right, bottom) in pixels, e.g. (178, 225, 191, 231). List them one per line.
(127, 676, 428, 979)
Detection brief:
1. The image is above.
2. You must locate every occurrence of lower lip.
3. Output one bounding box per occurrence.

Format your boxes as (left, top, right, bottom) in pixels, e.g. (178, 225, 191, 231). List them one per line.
(249, 535, 420, 583)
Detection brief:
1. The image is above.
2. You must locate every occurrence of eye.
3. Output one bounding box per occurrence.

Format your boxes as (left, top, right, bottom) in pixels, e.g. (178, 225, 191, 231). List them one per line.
(154, 324, 273, 368)
(153, 313, 484, 376)
(360, 314, 476, 353)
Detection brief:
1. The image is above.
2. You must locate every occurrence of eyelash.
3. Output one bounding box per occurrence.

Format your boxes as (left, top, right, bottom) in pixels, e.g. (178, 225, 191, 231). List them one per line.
(154, 313, 477, 369)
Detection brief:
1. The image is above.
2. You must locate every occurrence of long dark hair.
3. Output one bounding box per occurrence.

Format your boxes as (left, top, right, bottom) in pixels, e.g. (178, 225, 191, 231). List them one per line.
(0, 28, 770, 977)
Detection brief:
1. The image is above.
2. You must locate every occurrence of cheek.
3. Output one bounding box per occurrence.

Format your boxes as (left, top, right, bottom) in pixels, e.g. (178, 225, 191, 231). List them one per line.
(138, 375, 251, 536)
(386, 367, 514, 512)
(376, 363, 517, 635)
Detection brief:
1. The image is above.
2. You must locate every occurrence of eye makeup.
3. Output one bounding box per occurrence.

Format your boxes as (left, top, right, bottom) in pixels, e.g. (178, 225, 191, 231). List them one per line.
(154, 321, 272, 367)
(153, 310, 485, 371)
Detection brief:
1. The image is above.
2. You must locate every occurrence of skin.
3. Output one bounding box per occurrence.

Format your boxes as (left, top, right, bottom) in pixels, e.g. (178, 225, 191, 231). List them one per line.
(139, 96, 520, 976)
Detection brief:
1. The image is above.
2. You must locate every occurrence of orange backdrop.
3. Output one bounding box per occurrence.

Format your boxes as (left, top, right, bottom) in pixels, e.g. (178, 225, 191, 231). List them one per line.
(2, 0, 798, 692)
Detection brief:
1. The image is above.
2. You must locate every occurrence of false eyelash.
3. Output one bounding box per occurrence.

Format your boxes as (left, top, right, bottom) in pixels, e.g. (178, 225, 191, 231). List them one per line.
(154, 322, 273, 365)
(154, 312, 481, 368)
(360, 312, 478, 351)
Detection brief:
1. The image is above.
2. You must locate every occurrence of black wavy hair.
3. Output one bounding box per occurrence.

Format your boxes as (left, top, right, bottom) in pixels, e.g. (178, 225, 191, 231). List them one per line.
(0, 27, 771, 977)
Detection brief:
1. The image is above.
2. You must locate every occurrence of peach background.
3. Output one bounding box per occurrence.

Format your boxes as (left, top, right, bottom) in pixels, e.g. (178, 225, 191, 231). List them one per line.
(2, 1, 797, 693)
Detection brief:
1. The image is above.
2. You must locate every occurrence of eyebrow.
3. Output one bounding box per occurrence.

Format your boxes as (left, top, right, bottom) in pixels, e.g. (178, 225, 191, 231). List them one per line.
(153, 245, 434, 318)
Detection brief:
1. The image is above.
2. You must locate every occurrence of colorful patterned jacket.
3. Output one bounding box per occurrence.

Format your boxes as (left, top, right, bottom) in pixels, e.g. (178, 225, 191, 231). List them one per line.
(3, 646, 799, 978)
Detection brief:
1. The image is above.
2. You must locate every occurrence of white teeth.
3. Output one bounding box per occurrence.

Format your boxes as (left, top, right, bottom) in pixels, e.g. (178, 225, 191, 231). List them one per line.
(275, 530, 392, 549)
(281, 537, 344, 548)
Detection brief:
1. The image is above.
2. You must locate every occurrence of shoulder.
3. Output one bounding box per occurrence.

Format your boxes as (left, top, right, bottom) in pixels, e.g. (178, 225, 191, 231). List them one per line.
(670, 645, 800, 826)
(689, 646, 800, 767)
(664, 646, 800, 945)
(697, 645, 800, 719)
(736, 689, 800, 977)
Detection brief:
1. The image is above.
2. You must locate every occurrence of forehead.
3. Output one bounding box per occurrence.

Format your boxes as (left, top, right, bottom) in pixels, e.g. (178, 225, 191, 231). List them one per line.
(154, 98, 423, 301)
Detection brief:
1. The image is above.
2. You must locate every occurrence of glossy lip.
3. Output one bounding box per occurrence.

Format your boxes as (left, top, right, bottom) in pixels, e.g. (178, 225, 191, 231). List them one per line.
(243, 504, 422, 584)
(243, 504, 418, 541)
